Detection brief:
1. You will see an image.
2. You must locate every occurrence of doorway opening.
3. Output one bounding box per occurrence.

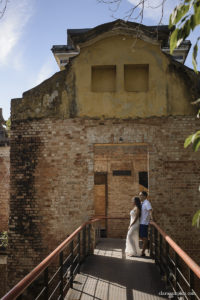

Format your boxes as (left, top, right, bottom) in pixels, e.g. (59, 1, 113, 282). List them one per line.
(94, 143, 148, 238)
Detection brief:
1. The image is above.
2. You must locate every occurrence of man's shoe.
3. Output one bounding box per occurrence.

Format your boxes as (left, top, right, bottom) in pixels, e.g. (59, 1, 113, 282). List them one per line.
(141, 252, 146, 257)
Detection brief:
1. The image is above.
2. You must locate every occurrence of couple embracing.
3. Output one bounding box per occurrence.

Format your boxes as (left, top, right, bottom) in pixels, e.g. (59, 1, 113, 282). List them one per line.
(125, 191, 153, 257)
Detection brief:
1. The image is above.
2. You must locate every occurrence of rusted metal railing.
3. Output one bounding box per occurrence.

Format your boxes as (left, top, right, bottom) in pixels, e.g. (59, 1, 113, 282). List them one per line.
(2, 217, 200, 299)
(150, 221, 200, 300)
(2, 219, 99, 300)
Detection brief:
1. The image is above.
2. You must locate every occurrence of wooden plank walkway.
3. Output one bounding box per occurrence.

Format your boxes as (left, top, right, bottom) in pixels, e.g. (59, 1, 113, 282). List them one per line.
(66, 238, 170, 300)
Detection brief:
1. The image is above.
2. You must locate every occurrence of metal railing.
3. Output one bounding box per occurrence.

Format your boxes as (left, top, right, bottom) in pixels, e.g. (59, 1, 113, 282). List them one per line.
(2, 220, 98, 300)
(150, 221, 200, 300)
(2, 217, 200, 299)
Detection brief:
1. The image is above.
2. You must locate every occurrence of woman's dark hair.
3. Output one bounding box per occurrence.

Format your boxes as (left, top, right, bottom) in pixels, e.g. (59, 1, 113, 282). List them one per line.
(133, 197, 141, 217)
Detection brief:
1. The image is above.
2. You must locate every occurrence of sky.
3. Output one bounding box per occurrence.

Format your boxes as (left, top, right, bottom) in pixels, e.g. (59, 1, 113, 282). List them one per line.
(0, 0, 198, 120)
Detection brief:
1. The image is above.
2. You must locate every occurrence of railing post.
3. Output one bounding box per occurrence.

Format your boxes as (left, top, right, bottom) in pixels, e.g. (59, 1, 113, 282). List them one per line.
(70, 240, 74, 288)
(165, 242, 169, 284)
(154, 227, 158, 265)
(150, 225, 153, 258)
(189, 268, 195, 300)
(88, 223, 91, 255)
(83, 226, 86, 261)
(78, 232, 81, 273)
(175, 252, 179, 293)
(44, 267, 49, 300)
(98, 222, 101, 240)
(159, 234, 163, 274)
(59, 251, 64, 300)
(95, 221, 101, 245)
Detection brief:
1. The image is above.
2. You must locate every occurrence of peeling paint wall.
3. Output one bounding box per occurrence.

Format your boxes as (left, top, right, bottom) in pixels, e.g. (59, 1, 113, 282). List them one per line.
(73, 36, 197, 118)
(12, 36, 199, 122)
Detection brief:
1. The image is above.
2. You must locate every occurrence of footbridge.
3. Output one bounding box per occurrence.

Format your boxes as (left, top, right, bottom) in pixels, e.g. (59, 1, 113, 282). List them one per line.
(2, 218, 200, 300)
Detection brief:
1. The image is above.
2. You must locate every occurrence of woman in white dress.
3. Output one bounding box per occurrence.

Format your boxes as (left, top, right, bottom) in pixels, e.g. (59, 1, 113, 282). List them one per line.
(125, 197, 141, 256)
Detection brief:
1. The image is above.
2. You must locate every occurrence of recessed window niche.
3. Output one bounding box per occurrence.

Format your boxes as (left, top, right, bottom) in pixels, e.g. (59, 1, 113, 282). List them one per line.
(91, 65, 116, 92)
(124, 64, 149, 92)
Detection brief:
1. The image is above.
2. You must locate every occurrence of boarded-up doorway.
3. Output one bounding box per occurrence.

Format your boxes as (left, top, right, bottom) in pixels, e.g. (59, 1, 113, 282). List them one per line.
(94, 173, 107, 237)
(94, 144, 148, 238)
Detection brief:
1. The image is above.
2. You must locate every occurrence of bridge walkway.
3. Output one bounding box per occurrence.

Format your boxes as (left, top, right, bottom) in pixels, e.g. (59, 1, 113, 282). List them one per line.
(66, 238, 169, 300)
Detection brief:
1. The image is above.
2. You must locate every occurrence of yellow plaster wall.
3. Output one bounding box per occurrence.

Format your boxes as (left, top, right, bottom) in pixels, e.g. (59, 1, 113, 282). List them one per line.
(12, 33, 197, 122)
(72, 35, 195, 118)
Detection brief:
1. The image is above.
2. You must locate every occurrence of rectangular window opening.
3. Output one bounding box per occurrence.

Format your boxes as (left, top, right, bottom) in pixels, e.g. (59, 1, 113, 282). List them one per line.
(113, 170, 132, 176)
(124, 64, 149, 92)
(92, 65, 116, 92)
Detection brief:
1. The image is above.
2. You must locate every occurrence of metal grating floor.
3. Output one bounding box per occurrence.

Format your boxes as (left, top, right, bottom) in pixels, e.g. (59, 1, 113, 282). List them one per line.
(65, 238, 170, 300)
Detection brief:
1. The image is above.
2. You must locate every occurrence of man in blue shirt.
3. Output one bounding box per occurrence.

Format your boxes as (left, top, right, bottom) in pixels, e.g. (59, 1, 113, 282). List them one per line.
(139, 191, 153, 256)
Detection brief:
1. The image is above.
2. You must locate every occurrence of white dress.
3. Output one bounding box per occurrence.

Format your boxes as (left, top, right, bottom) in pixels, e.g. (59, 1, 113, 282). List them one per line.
(125, 208, 140, 256)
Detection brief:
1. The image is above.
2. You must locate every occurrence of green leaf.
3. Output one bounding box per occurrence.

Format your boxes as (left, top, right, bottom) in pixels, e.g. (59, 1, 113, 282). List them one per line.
(184, 130, 200, 148)
(169, 7, 178, 28)
(193, 136, 200, 151)
(170, 21, 192, 54)
(182, 19, 192, 38)
(170, 29, 179, 54)
(184, 134, 193, 148)
(192, 209, 200, 228)
(192, 37, 200, 72)
(190, 14, 196, 30)
(169, 4, 190, 28)
(194, 2, 200, 25)
(192, 42, 198, 72)
(192, 130, 200, 142)
(169, 7, 177, 28)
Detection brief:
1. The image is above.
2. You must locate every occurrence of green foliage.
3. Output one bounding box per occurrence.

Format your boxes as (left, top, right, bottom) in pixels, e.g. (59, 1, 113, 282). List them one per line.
(6, 118, 11, 130)
(169, 0, 200, 72)
(169, 1, 200, 228)
(192, 209, 200, 227)
(6, 117, 11, 137)
(0, 231, 8, 249)
(184, 130, 200, 151)
(192, 37, 200, 71)
(184, 114, 200, 228)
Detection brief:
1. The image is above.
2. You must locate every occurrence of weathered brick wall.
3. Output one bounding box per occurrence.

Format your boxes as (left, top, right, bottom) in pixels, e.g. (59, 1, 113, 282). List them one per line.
(0, 146, 10, 232)
(8, 119, 94, 289)
(8, 116, 200, 289)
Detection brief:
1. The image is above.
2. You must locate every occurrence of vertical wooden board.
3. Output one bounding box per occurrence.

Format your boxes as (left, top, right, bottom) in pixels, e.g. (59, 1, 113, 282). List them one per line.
(94, 185, 106, 215)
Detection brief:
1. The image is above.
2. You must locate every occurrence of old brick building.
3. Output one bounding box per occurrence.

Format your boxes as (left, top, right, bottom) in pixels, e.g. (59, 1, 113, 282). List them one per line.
(0, 108, 9, 233)
(8, 20, 200, 288)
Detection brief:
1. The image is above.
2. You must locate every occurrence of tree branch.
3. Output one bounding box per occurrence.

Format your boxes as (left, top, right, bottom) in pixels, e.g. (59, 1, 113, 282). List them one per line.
(0, 0, 8, 20)
(97, 0, 170, 23)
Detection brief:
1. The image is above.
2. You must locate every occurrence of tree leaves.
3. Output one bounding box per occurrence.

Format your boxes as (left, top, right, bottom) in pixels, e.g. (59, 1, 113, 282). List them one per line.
(170, 19, 192, 54)
(169, 0, 200, 72)
(184, 134, 194, 148)
(184, 130, 200, 151)
(170, 29, 179, 53)
(192, 37, 200, 72)
(192, 209, 200, 227)
(169, 4, 190, 28)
